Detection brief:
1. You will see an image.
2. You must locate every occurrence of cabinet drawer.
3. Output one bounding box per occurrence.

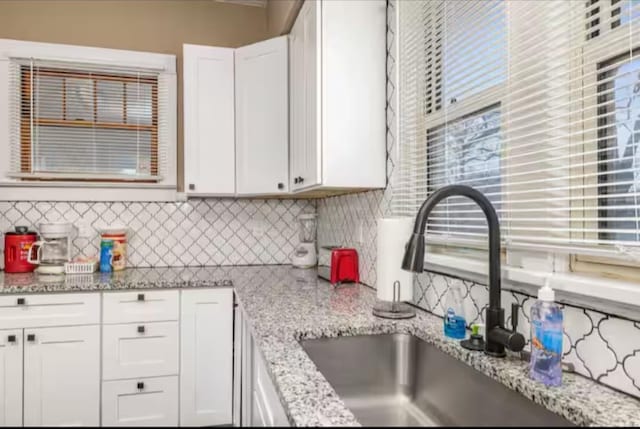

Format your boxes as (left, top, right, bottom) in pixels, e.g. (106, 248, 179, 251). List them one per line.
(102, 376, 178, 426)
(103, 322, 178, 380)
(0, 293, 100, 329)
(103, 290, 178, 324)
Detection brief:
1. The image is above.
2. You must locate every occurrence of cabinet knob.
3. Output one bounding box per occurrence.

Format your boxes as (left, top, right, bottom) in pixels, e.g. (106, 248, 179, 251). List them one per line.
(137, 381, 144, 390)
(299, 177, 305, 183)
(7, 335, 16, 343)
(294, 177, 299, 184)
(137, 293, 145, 302)
(27, 334, 35, 342)
(137, 325, 145, 334)
(277, 182, 284, 190)
(189, 183, 195, 191)
(17, 297, 25, 305)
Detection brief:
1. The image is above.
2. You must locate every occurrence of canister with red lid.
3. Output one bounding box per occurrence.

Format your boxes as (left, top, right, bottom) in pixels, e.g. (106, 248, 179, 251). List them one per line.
(4, 226, 38, 273)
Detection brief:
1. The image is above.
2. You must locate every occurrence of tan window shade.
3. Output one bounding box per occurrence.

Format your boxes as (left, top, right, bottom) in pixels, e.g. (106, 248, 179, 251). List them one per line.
(10, 59, 168, 182)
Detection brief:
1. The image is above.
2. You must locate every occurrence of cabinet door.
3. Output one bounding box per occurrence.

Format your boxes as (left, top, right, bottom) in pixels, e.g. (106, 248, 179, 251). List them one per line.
(252, 348, 289, 427)
(180, 288, 233, 426)
(183, 44, 235, 196)
(240, 305, 254, 426)
(290, 0, 321, 191)
(102, 376, 178, 427)
(301, 0, 321, 189)
(23, 325, 100, 427)
(233, 304, 242, 427)
(236, 36, 289, 195)
(0, 330, 22, 427)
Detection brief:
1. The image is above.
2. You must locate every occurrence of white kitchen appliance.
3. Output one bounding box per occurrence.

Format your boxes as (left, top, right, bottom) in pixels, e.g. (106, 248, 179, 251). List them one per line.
(291, 214, 317, 268)
(27, 222, 75, 274)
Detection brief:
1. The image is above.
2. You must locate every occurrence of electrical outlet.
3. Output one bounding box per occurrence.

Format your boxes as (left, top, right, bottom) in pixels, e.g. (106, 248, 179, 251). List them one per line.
(253, 225, 265, 238)
(76, 220, 92, 238)
(357, 221, 365, 243)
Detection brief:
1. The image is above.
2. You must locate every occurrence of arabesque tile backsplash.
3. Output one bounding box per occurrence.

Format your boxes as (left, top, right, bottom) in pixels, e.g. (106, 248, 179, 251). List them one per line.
(318, 0, 640, 399)
(0, 199, 315, 269)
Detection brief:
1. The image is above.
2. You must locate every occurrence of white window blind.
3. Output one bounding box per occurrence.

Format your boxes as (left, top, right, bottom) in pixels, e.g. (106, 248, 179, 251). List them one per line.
(8, 59, 171, 182)
(395, 0, 640, 260)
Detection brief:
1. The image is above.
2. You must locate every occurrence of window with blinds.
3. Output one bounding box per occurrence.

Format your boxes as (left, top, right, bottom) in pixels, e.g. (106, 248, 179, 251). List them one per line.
(395, 0, 640, 263)
(9, 59, 169, 182)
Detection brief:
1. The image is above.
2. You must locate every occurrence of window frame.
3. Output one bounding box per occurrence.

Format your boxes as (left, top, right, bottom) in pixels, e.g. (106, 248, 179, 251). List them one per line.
(414, 1, 640, 281)
(571, 16, 640, 275)
(0, 39, 177, 202)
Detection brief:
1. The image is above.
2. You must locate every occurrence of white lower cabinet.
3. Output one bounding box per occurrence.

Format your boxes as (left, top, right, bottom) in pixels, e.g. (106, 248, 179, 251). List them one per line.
(102, 376, 179, 426)
(180, 288, 233, 426)
(1, 288, 236, 427)
(237, 303, 289, 427)
(23, 325, 100, 427)
(102, 322, 179, 380)
(0, 330, 23, 426)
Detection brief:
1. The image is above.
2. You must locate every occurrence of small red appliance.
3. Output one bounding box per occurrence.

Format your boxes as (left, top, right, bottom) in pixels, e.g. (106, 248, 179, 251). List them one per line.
(4, 226, 38, 273)
(318, 247, 360, 285)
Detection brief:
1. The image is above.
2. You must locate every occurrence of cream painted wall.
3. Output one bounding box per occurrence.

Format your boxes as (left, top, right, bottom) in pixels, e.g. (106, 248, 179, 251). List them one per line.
(0, 0, 269, 190)
(267, 0, 302, 36)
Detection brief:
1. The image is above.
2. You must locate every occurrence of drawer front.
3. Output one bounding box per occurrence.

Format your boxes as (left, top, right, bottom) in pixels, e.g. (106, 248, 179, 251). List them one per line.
(103, 290, 178, 324)
(102, 376, 178, 427)
(103, 322, 178, 380)
(0, 293, 100, 329)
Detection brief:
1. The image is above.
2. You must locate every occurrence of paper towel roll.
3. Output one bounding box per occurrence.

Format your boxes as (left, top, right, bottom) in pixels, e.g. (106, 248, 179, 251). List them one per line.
(376, 218, 414, 302)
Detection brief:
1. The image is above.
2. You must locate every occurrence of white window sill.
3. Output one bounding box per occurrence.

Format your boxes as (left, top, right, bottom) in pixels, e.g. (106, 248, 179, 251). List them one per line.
(425, 253, 640, 319)
(0, 182, 177, 202)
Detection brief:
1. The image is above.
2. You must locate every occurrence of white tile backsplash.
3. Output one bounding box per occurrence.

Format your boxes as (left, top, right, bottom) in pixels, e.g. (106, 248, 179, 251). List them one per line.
(0, 198, 315, 269)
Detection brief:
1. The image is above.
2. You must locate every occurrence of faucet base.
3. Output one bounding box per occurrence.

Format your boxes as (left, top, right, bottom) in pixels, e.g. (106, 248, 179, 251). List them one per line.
(484, 349, 506, 358)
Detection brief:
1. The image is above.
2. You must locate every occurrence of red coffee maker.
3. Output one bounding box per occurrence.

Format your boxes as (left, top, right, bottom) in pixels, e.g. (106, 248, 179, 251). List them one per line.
(4, 226, 38, 273)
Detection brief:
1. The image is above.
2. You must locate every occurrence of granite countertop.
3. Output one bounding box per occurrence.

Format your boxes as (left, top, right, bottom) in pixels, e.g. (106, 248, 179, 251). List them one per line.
(0, 266, 234, 294)
(2, 265, 639, 426)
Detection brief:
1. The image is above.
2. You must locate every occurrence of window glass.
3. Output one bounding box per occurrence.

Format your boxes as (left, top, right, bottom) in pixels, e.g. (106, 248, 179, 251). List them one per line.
(597, 55, 640, 242)
(427, 105, 502, 236)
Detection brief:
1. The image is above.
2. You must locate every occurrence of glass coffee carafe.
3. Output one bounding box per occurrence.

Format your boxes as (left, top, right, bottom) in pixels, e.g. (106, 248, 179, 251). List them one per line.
(27, 222, 74, 274)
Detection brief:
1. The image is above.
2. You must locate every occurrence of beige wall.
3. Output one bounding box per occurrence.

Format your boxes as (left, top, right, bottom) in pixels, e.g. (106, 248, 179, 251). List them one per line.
(267, 0, 302, 36)
(0, 0, 269, 190)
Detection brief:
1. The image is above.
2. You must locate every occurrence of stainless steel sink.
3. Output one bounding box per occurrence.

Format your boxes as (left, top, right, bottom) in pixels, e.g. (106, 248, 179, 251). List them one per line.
(300, 334, 573, 427)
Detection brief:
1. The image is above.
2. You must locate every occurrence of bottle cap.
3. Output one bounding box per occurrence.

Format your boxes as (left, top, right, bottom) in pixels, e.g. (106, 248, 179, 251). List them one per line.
(538, 278, 555, 301)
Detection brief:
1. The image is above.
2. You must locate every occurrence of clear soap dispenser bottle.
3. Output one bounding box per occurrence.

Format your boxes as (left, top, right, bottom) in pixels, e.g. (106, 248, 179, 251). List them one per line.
(530, 280, 563, 386)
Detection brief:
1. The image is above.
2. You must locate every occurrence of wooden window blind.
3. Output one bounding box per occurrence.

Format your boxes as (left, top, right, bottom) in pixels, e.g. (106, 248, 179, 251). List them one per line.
(10, 59, 166, 182)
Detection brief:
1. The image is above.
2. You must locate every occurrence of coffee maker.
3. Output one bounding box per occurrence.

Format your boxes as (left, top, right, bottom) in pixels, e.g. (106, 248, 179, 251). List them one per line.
(27, 222, 74, 274)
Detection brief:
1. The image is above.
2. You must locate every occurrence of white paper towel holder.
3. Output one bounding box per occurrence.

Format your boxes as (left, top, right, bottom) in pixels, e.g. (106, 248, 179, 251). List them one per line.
(372, 280, 416, 319)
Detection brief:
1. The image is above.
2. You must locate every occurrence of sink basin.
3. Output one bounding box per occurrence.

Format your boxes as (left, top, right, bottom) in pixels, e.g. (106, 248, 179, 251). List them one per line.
(300, 334, 573, 427)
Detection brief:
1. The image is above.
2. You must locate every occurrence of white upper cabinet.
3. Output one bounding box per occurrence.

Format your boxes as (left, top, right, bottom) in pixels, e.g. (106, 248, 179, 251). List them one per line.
(235, 36, 289, 196)
(289, 1, 321, 191)
(183, 44, 235, 196)
(290, 0, 387, 193)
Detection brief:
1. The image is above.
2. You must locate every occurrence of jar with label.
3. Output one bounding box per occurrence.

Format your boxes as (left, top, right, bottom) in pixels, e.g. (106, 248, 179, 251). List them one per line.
(100, 239, 114, 273)
(100, 228, 128, 271)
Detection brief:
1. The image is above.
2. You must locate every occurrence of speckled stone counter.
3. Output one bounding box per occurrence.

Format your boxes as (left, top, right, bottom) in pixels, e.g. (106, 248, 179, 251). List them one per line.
(0, 266, 234, 294)
(1, 265, 639, 426)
